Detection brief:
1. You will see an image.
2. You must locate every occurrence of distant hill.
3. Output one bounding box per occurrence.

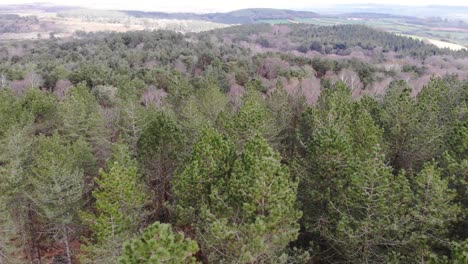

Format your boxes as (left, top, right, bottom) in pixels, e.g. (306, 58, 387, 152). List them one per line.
(124, 8, 319, 24)
(312, 4, 468, 21)
(338, 12, 412, 19)
(0, 2, 76, 12)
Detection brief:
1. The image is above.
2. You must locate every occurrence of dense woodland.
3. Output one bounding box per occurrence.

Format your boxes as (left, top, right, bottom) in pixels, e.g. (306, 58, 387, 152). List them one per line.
(0, 24, 467, 263)
(0, 15, 55, 34)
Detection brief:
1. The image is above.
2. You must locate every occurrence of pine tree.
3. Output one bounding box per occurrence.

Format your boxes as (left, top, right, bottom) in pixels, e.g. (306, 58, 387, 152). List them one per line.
(117, 98, 146, 153)
(172, 127, 235, 224)
(442, 110, 468, 241)
(219, 89, 279, 148)
(179, 81, 228, 133)
(298, 82, 356, 231)
(80, 145, 147, 263)
(0, 124, 34, 263)
(29, 134, 93, 264)
(300, 98, 460, 262)
(404, 163, 460, 262)
(137, 109, 185, 220)
(266, 82, 306, 159)
(58, 82, 100, 137)
(449, 239, 468, 264)
(119, 222, 199, 264)
(0, 87, 31, 138)
(320, 147, 413, 263)
(20, 87, 59, 135)
(379, 80, 419, 172)
(413, 78, 450, 169)
(174, 128, 301, 263)
(380, 78, 453, 172)
(58, 82, 108, 165)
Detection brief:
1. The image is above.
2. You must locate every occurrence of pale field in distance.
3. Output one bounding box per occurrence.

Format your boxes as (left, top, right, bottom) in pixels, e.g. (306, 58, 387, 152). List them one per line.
(0, 11, 227, 40)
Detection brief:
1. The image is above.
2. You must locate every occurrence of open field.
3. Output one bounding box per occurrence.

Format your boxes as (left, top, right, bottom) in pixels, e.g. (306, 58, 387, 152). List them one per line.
(397, 33, 467, 50)
(0, 10, 228, 40)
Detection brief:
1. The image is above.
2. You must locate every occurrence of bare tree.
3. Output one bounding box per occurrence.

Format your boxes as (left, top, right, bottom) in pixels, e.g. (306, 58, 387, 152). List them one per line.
(0, 73, 7, 88)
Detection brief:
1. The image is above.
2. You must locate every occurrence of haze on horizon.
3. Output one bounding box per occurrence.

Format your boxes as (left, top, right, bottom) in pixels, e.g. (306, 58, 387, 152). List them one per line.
(1, 0, 468, 12)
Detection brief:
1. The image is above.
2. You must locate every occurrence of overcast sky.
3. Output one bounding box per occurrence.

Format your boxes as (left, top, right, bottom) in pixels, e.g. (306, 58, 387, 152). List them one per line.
(1, 1, 468, 12)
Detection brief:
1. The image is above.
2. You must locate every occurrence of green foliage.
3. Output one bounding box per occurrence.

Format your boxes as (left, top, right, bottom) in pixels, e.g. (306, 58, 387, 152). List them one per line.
(288, 24, 462, 58)
(80, 147, 147, 263)
(245, 78, 267, 93)
(119, 222, 199, 264)
(0, 122, 33, 202)
(28, 134, 93, 263)
(220, 89, 278, 147)
(266, 83, 305, 158)
(180, 81, 228, 132)
(173, 128, 235, 223)
(174, 128, 301, 263)
(30, 134, 92, 224)
(164, 71, 194, 105)
(116, 98, 147, 152)
(380, 78, 456, 172)
(0, 88, 31, 137)
(69, 62, 112, 87)
(20, 87, 58, 133)
(43, 65, 69, 88)
(91, 84, 118, 107)
(379, 80, 419, 171)
(404, 164, 460, 260)
(298, 81, 460, 262)
(320, 148, 412, 263)
(450, 240, 468, 264)
(0, 123, 33, 263)
(0, 23, 466, 264)
(137, 109, 185, 219)
(58, 82, 102, 139)
(442, 113, 468, 241)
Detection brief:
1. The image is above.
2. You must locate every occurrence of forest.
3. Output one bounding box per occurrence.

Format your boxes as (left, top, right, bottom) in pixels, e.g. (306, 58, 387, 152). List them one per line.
(0, 23, 467, 263)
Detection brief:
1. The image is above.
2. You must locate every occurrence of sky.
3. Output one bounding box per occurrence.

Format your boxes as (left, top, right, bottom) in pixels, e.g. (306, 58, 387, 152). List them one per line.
(1, 1, 468, 12)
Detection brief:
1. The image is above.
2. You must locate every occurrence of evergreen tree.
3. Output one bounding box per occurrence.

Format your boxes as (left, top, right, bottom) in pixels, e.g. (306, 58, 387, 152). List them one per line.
(174, 128, 301, 263)
(80, 145, 147, 263)
(58, 82, 108, 166)
(442, 112, 468, 242)
(117, 98, 147, 153)
(266, 82, 306, 159)
(298, 82, 356, 232)
(413, 78, 451, 168)
(219, 89, 279, 148)
(58, 82, 100, 138)
(379, 80, 419, 172)
(449, 239, 468, 264)
(0, 124, 35, 263)
(380, 78, 454, 172)
(403, 164, 460, 262)
(179, 81, 228, 133)
(319, 147, 413, 263)
(0, 87, 31, 138)
(296, 82, 457, 262)
(137, 109, 185, 220)
(119, 222, 199, 264)
(20, 87, 59, 135)
(29, 134, 93, 264)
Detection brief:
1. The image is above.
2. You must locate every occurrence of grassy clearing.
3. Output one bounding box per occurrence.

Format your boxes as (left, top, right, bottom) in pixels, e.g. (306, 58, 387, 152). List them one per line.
(398, 33, 467, 50)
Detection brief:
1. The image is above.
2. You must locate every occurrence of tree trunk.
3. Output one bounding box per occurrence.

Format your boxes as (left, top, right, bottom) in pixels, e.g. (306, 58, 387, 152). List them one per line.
(28, 205, 41, 264)
(63, 226, 72, 264)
